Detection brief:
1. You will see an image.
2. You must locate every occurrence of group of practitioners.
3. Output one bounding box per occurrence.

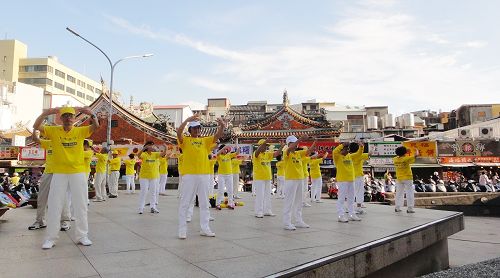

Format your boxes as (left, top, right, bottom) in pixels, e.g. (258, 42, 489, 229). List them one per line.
(29, 107, 418, 248)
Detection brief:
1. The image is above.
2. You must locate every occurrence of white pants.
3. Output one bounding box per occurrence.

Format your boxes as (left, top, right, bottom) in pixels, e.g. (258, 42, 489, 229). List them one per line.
(337, 181, 355, 216)
(177, 175, 183, 197)
(302, 178, 310, 204)
(45, 173, 88, 241)
(109, 171, 120, 196)
(125, 175, 135, 193)
(94, 173, 107, 200)
(138, 178, 158, 211)
(254, 180, 272, 216)
(208, 174, 214, 196)
(395, 180, 415, 209)
(178, 174, 211, 234)
(283, 179, 304, 226)
(311, 177, 322, 202)
(216, 174, 234, 206)
(354, 177, 365, 205)
(277, 176, 285, 197)
(233, 174, 240, 197)
(35, 173, 71, 225)
(158, 174, 168, 194)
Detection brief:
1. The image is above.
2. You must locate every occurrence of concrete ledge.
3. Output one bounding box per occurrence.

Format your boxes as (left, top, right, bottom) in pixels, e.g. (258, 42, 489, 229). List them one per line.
(270, 212, 464, 278)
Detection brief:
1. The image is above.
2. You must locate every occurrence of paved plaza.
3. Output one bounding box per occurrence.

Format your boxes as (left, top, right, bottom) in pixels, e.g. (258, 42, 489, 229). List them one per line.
(1, 191, 462, 278)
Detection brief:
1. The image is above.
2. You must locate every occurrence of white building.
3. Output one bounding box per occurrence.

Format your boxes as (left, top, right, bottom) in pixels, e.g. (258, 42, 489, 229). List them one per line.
(0, 81, 43, 131)
(153, 105, 193, 128)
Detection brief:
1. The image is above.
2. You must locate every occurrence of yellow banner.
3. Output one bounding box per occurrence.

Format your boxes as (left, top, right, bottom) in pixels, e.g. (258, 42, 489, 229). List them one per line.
(403, 141, 437, 157)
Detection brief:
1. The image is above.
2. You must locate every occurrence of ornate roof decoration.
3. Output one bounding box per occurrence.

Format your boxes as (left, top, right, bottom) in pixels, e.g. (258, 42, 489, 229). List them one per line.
(74, 94, 177, 143)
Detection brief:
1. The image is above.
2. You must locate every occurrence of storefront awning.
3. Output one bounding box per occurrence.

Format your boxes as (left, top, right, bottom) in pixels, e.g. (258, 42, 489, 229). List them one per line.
(440, 163, 475, 167)
(474, 163, 500, 167)
(410, 164, 441, 168)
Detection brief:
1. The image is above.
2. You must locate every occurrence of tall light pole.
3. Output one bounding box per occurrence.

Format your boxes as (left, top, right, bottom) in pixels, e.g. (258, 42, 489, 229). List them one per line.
(66, 27, 153, 190)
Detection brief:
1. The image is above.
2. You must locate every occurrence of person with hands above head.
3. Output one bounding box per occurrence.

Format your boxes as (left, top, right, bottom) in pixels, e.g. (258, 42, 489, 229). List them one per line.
(93, 147, 109, 202)
(215, 144, 236, 210)
(136, 141, 166, 214)
(333, 142, 360, 223)
(33, 106, 99, 249)
(177, 114, 224, 239)
(393, 146, 419, 213)
(282, 135, 315, 230)
(252, 139, 282, 218)
(349, 141, 369, 214)
(309, 151, 328, 203)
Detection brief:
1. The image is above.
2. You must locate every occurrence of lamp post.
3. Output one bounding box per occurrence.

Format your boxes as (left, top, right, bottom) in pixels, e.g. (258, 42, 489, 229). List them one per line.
(66, 27, 153, 191)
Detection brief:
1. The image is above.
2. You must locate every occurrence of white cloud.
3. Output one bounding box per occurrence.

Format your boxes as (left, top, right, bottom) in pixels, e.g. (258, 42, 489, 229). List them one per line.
(106, 2, 499, 114)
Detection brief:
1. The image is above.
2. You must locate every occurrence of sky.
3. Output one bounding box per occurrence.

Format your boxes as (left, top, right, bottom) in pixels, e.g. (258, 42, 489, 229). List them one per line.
(2, 0, 499, 115)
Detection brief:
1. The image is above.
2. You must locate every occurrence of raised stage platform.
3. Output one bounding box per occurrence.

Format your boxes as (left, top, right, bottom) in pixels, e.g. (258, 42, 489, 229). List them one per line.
(0, 191, 463, 278)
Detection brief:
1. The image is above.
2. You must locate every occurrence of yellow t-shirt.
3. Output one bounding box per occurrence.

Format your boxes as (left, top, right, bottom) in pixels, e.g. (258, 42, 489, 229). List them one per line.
(350, 146, 369, 178)
(139, 152, 160, 179)
(83, 150, 93, 173)
(284, 150, 306, 180)
(309, 158, 323, 179)
(11, 176, 20, 185)
(40, 140, 53, 174)
(276, 160, 285, 177)
(302, 156, 311, 178)
(177, 154, 184, 175)
(179, 136, 214, 175)
(393, 155, 416, 181)
(109, 157, 121, 171)
(41, 125, 92, 173)
(231, 158, 242, 175)
(159, 157, 168, 174)
(217, 152, 236, 175)
(124, 159, 136, 175)
(252, 151, 273, 180)
(94, 153, 108, 174)
(209, 159, 216, 175)
(333, 144, 354, 182)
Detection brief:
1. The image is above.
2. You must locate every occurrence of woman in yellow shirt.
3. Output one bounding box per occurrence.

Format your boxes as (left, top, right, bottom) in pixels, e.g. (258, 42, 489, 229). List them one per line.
(252, 139, 281, 218)
(231, 153, 243, 199)
(309, 152, 328, 203)
(393, 146, 418, 213)
(157, 152, 170, 197)
(137, 141, 166, 214)
(176, 115, 224, 239)
(108, 150, 121, 198)
(124, 154, 137, 194)
(349, 142, 369, 214)
(215, 145, 237, 210)
(333, 143, 360, 223)
(276, 156, 285, 199)
(93, 148, 109, 202)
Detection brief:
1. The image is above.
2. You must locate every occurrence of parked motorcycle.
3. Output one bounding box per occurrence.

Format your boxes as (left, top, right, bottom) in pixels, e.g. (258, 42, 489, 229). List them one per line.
(385, 180, 396, 193)
(369, 180, 386, 202)
(425, 179, 437, 192)
(445, 180, 458, 192)
(414, 179, 426, 192)
(458, 180, 477, 192)
(436, 179, 447, 192)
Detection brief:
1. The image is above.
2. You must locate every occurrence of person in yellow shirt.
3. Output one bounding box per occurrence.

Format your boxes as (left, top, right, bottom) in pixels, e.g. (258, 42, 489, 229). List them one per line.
(33, 106, 99, 249)
(349, 142, 369, 214)
(124, 154, 137, 194)
(276, 155, 286, 199)
(208, 154, 217, 197)
(93, 148, 109, 202)
(309, 152, 328, 203)
(282, 135, 315, 230)
(176, 152, 184, 198)
(393, 146, 418, 213)
(215, 145, 237, 210)
(137, 141, 166, 214)
(301, 149, 312, 207)
(177, 114, 224, 239)
(108, 150, 121, 198)
(333, 142, 360, 223)
(231, 152, 243, 199)
(11, 173, 20, 186)
(83, 140, 93, 182)
(253, 139, 281, 218)
(157, 152, 170, 197)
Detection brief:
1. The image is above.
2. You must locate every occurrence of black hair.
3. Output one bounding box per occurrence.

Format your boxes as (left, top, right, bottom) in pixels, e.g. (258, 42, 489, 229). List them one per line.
(218, 144, 226, 151)
(348, 142, 359, 153)
(128, 153, 135, 159)
(144, 141, 154, 147)
(395, 146, 407, 156)
(276, 155, 282, 161)
(208, 154, 212, 159)
(83, 140, 90, 147)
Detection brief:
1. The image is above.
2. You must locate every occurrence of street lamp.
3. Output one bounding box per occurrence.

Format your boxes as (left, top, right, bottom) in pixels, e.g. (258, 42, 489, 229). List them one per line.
(66, 27, 153, 190)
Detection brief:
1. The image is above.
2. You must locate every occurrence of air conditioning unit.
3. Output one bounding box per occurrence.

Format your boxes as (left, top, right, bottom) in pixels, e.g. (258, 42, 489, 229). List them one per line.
(479, 127, 493, 138)
(458, 128, 471, 139)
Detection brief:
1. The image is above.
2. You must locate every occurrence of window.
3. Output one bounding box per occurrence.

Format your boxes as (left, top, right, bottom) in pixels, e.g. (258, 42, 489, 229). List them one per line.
(66, 87, 75, 94)
(86, 95, 95, 101)
(19, 65, 51, 72)
(95, 88, 102, 95)
(18, 78, 53, 85)
(87, 84, 94, 91)
(55, 69, 65, 78)
(54, 82, 64, 90)
(111, 120, 118, 128)
(67, 75, 76, 83)
(77, 91, 84, 98)
(77, 80, 86, 87)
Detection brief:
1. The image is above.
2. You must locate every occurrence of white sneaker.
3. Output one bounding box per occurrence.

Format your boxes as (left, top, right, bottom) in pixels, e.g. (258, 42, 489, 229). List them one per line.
(255, 214, 264, 218)
(355, 209, 365, 215)
(395, 207, 402, 212)
(234, 195, 242, 199)
(284, 224, 296, 230)
(209, 216, 215, 221)
(315, 200, 323, 203)
(178, 231, 187, 239)
(360, 204, 367, 208)
(138, 209, 143, 214)
(303, 203, 312, 207)
(79, 237, 92, 246)
(42, 239, 55, 249)
(264, 212, 276, 217)
(186, 217, 192, 222)
(338, 215, 349, 223)
(407, 208, 416, 213)
(60, 221, 71, 231)
(200, 230, 215, 237)
(348, 214, 361, 221)
(295, 221, 310, 228)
